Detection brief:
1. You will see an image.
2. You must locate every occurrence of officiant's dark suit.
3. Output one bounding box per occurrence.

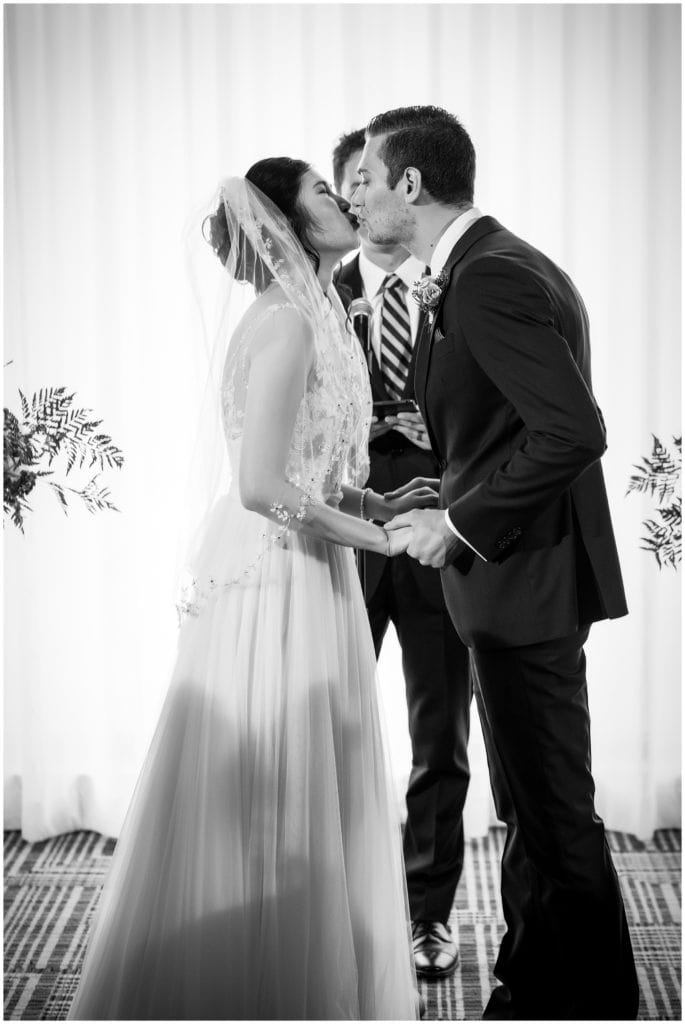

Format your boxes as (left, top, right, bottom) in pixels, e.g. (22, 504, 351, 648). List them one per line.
(335, 254, 472, 933)
(415, 214, 639, 1018)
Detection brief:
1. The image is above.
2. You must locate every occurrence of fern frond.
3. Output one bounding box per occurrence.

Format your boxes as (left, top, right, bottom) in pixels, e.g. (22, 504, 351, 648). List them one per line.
(49, 481, 69, 513)
(5, 386, 124, 529)
(18, 389, 30, 422)
(66, 475, 121, 515)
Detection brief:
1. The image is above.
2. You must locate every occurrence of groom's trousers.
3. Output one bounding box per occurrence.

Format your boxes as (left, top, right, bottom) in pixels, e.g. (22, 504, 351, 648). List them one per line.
(471, 627, 639, 1020)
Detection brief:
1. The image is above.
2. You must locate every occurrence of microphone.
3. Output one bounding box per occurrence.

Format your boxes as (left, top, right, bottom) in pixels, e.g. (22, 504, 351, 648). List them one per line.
(348, 297, 374, 369)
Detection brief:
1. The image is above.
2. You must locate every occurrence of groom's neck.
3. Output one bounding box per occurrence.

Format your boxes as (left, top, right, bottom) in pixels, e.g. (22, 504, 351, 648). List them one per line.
(410, 203, 473, 265)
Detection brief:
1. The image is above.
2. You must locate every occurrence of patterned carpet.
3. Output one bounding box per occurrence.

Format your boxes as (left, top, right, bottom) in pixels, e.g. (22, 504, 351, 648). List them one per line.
(4, 828, 681, 1020)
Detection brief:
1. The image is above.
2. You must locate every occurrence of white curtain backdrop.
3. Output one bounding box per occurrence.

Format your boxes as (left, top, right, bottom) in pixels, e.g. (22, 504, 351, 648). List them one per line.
(4, 3, 680, 843)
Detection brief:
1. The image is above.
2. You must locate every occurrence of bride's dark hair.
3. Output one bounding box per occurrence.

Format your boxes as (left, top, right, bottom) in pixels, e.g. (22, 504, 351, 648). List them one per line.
(203, 157, 320, 287)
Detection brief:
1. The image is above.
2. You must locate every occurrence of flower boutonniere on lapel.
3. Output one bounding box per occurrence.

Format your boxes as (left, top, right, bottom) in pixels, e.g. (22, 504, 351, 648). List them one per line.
(411, 270, 448, 325)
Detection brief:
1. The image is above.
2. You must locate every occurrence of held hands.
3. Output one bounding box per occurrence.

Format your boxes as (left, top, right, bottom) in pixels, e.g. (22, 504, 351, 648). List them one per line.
(384, 526, 414, 557)
(374, 476, 440, 559)
(384, 508, 459, 568)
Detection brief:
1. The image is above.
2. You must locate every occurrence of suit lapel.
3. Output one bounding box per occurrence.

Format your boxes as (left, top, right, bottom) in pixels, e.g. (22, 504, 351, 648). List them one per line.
(402, 308, 427, 401)
(415, 216, 504, 414)
(428, 216, 503, 343)
(410, 310, 431, 412)
(335, 252, 364, 299)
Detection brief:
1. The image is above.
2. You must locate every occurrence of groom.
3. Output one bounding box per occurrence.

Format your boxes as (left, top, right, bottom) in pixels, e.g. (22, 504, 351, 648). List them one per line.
(351, 105, 639, 1020)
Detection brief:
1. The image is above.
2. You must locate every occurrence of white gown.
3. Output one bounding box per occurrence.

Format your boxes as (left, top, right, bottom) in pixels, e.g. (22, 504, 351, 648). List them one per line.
(68, 296, 418, 1020)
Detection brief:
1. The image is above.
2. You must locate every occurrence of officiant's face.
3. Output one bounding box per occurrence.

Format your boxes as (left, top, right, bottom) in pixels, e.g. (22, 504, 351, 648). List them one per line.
(352, 135, 413, 247)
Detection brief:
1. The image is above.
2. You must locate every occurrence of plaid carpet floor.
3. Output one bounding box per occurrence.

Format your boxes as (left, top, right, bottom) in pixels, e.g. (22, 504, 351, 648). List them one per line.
(4, 828, 681, 1020)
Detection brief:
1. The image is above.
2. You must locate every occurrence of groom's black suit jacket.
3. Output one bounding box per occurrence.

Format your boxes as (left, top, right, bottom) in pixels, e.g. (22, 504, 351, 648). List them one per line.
(416, 216, 628, 649)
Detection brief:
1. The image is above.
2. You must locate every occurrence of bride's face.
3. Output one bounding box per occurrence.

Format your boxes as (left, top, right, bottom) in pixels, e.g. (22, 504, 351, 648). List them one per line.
(297, 168, 359, 260)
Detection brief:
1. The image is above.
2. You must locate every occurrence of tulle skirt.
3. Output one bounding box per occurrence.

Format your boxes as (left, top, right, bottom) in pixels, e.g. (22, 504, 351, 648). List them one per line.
(68, 494, 418, 1020)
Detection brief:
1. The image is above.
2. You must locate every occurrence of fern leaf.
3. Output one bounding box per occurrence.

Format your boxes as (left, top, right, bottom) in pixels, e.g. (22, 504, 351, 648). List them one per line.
(49, 481, 69, 513)
(18, 389, 30, 422)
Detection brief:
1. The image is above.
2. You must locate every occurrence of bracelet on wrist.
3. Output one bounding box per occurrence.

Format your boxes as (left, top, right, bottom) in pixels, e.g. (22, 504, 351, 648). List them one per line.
(360, 487, 371, 521)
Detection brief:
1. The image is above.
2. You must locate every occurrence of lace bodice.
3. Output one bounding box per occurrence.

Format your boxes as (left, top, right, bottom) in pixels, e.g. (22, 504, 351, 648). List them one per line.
(176, 295, 372, 621)
(221, 300, 372, 501)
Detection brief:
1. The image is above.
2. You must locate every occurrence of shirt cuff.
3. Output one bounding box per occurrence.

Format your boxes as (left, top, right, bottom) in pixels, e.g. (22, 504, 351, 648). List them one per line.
(444, 509, 487, 562)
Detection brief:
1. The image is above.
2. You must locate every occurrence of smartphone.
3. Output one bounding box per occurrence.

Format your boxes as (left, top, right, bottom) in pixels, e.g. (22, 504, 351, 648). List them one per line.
(373, 399, 418, 419)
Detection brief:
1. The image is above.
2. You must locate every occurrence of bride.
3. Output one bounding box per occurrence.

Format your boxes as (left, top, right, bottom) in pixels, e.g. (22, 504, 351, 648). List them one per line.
(68, 157, 438, 1020)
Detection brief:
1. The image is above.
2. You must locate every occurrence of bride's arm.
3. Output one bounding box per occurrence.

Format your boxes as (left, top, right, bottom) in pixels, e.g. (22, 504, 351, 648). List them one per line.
(338, 483, 439, 523)
(239, 308, 396, 555)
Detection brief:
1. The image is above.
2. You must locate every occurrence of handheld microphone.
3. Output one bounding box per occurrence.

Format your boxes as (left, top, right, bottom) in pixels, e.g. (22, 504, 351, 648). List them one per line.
(348, 297, 374, 370)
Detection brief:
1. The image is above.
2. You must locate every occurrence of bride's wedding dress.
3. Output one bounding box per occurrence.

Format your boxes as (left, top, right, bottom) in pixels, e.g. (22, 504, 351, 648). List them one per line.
(68, 283, 418, 1019)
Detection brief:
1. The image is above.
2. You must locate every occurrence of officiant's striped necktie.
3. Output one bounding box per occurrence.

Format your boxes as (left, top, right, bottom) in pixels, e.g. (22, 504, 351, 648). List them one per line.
(380, 274, 412, 399)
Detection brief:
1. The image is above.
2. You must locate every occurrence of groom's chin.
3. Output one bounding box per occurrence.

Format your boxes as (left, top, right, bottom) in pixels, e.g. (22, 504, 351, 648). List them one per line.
(368, 228, 388, 245)
(366, 228, 395, 248)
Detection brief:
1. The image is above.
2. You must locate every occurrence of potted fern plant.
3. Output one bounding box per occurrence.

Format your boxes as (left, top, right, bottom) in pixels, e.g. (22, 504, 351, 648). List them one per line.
(627, 435, 681, 570)
(4, 385, 124, 533)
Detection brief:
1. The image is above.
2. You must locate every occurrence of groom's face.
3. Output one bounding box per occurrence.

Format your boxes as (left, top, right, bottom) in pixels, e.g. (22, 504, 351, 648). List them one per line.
(351, 134, 414, 247)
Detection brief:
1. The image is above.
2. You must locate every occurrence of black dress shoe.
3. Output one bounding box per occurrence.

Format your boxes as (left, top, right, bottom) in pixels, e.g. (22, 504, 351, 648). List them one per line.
(412, 920, 459, 979)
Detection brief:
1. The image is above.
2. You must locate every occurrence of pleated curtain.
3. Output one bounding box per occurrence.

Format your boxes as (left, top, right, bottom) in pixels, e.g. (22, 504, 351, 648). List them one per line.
(4, 3, 681, 841)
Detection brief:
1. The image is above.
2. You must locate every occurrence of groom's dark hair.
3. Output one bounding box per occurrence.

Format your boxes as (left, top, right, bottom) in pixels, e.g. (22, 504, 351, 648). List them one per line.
(366, 106, 475, 205)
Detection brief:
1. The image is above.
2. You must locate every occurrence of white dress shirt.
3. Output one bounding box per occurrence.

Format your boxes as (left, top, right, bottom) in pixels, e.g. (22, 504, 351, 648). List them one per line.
(429, 206, 483, 277)
(428, 208, 488, 562)
(357, 249, 426, 370)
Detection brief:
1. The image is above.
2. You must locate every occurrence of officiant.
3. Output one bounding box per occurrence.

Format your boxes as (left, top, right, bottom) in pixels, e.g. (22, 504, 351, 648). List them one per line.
(332, 129, 472, 979)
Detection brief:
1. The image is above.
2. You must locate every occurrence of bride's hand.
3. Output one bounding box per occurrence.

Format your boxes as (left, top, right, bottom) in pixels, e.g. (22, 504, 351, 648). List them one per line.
(385, 525, 413, 557)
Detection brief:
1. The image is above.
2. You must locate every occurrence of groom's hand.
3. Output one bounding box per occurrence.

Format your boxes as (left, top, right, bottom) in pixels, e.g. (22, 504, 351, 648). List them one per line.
(385, 508, 459, 568)
(383, 482, 439, 519)
(384, 477, 441, 501)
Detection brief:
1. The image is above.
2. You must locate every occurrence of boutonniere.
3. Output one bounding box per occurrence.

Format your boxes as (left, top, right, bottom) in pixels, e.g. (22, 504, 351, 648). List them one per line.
(411, 270, 448, 324)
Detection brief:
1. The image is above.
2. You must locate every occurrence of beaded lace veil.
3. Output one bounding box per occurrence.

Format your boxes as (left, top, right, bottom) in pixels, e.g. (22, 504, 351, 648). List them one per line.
(177, 177, 371, 618)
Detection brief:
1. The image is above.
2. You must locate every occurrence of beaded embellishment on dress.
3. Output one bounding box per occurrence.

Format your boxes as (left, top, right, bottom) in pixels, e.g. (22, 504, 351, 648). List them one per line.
(177, 298, 371, 620)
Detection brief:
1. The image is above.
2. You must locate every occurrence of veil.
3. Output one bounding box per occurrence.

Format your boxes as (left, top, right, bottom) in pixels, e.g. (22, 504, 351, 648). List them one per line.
(176, 176, 370, 620)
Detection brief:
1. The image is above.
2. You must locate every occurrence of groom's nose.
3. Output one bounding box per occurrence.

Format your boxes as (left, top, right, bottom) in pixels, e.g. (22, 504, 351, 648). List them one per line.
(348, 183, 363, 209)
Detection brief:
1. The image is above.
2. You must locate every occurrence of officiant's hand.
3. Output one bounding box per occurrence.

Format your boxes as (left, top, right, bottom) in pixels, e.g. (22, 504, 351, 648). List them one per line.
(369, 415, 395, 442)
(385, 508, 459, 568)
(391, 410, 432, 451)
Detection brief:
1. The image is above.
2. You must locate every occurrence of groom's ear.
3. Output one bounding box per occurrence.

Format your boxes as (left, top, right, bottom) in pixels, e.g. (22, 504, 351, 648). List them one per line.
(403, 167, 423, 205)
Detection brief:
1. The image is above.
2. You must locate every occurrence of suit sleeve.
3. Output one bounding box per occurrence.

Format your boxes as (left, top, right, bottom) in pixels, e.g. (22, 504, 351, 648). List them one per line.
(445, 255, 606, 563)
